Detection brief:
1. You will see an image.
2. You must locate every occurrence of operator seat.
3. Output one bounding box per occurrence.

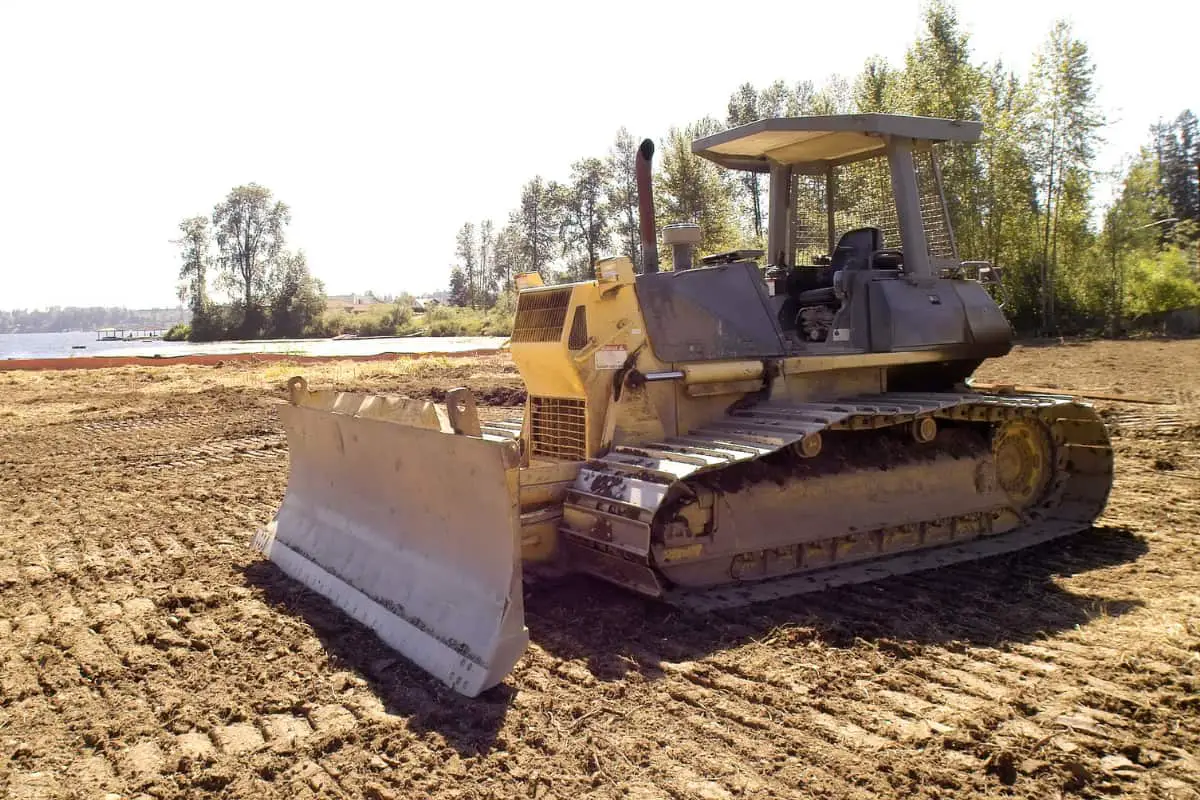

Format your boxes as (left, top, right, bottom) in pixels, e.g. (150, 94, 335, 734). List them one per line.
(792, 227, 887, 308)
(830, 227, 884, 271)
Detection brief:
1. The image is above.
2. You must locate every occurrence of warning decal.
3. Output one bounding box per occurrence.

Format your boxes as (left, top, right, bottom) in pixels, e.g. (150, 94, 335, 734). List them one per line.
(594, 345, 627, 370)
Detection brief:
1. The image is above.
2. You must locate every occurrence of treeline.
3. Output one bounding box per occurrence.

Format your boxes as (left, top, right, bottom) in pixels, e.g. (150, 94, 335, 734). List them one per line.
(318, 298, 514, 339)
(449, 1, 1199, 335)
(0, 306, 188, 334)
(448, 138, 644, 307)
(171, 184, 326, 341)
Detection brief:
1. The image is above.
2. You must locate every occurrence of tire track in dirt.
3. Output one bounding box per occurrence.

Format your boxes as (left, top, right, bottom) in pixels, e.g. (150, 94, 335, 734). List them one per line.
(2, 420, 285, 473)
(525, 508, 1195, 796)
(4, 344, 1200, 799)
(534, 649, 878, 799)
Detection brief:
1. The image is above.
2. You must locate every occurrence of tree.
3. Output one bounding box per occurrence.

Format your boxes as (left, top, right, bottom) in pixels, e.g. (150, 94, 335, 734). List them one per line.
(447, 266, 469, 306)
(605, 128, 642, 270)
(727, 83, 765, 240)
(491, 223, 524, 290)
(1029, 20, 1103, 332)
(478, 219, 496, 306)
(455, 223, 478, 308)
(976, 63, 1041, 326)
(809, 75, 852, 115)
(561, 157, 611, 280)
(1155, 110, 1199, 232)
(899, 1, 980, 119)
(1098, 150, 1179, 332)
(212, 184, 290, 337)
(898, 1, 985, 261)
(1125, 247, 1200, 316)
(509, 177, 562, 277)
(656, 118, 741, 260)
(172, 216, 214, 338)
(853, 57, 897, 113)
(267, 250, 326, 337)
(757, 80, 793, 118)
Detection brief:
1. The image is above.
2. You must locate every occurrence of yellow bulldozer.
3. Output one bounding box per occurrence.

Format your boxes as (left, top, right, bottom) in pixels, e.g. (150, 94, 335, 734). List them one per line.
(251, 113, 1114, 696)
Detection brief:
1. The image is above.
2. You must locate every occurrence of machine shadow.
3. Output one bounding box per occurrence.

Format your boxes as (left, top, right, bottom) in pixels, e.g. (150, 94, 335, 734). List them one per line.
(241, 560, 514, 757)
(239, 525, 1146, 753)
(524, 526, 1149, 683)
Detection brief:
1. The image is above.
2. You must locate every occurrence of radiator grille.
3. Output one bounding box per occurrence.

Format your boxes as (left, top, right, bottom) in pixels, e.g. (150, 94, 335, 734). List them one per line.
(512, 288, 571, 343)
(530, 397, 586, 461)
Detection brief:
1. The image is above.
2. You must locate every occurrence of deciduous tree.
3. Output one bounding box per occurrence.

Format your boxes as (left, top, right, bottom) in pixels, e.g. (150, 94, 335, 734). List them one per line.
(172, 216, 213, 335)
(212, 184, 290, 336)
(656, 118, 741, 260)
(455, 222, 479, 308)
(510, 177, 562, 278)
(268, 250, 326, 337)
(447, 266, 469, 306)
(726, 83, 765, 240)
(1029, 19, 1103, 331)
(605, 128, 642, 270)
(561, 158, 611, 281)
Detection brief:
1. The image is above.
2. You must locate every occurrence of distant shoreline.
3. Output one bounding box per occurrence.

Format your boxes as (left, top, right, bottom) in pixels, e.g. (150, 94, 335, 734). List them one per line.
(0, 347, 507, 372)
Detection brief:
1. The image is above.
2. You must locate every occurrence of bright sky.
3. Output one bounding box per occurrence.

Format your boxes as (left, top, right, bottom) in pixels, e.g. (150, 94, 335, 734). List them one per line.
(1, 0, 1195, 310)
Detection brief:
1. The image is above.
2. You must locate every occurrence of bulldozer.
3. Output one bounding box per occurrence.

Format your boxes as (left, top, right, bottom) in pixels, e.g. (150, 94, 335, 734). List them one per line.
(251, 113, 1114, 696)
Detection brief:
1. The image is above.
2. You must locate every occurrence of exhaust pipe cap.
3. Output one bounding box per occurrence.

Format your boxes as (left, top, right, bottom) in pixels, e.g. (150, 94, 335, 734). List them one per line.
(662, 223, 702, 245)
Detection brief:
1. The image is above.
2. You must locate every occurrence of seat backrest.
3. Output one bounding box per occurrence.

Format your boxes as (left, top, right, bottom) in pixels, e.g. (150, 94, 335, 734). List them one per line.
(830, 227, 883, 271)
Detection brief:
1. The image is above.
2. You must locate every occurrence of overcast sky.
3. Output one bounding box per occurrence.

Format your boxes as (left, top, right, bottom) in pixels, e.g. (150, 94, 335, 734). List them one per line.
(0, 0, 1195, 310)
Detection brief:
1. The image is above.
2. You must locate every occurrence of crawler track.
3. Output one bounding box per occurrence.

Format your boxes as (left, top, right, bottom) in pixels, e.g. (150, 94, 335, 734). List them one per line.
(563, 392, 1113, 607)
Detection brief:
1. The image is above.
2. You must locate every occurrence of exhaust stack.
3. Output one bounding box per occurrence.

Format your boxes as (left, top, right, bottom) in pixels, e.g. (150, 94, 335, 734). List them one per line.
(636, 138, 659, 274)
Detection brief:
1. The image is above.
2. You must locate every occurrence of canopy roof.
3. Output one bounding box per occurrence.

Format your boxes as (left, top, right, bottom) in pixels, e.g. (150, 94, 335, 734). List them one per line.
(692, 114, 982, 172)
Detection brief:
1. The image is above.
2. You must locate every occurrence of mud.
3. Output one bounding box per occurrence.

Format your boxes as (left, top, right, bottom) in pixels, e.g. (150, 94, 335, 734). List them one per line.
(1, 341, 1199, 799)
(699, 426, 990, 495)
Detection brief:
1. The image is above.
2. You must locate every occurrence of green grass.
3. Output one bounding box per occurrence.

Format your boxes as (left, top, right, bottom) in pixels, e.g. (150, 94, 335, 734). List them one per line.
(310, 303, 513, 338)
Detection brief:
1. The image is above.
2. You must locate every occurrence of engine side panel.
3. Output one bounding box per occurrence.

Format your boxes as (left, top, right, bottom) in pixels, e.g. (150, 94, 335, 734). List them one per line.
(635, 262, 788, 362)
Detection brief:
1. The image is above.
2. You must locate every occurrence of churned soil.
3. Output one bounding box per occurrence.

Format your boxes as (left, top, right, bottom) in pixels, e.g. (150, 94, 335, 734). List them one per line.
(0, 341, 1197, 799)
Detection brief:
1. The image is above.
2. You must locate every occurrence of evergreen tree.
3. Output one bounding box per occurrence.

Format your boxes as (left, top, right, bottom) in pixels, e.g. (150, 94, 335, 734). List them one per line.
(977, 63, 1041, 326)
(785, 80, 816, 115)
(809, 75, 852, 115)
(1155, 110, 1199, 233)
(757, 80, 793, 118)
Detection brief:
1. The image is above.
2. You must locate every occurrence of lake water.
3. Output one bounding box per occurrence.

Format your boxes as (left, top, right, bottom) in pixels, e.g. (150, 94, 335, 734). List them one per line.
(0, 331, 508, 361)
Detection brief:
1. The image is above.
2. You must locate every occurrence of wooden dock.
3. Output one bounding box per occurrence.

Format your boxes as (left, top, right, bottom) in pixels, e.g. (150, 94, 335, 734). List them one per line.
(95, 327, 167, 342)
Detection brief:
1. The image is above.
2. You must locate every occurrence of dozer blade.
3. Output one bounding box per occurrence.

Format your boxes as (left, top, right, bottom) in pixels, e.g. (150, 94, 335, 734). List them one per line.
(252, 379, 528, 697)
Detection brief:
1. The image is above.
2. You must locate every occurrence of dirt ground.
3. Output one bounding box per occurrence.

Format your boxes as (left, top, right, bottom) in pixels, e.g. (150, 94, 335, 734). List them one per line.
(0, 341, 1197, 799)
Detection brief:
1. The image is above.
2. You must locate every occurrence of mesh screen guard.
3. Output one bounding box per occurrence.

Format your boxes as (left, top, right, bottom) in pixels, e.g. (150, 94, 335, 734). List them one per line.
(789, 146, 957, 267)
